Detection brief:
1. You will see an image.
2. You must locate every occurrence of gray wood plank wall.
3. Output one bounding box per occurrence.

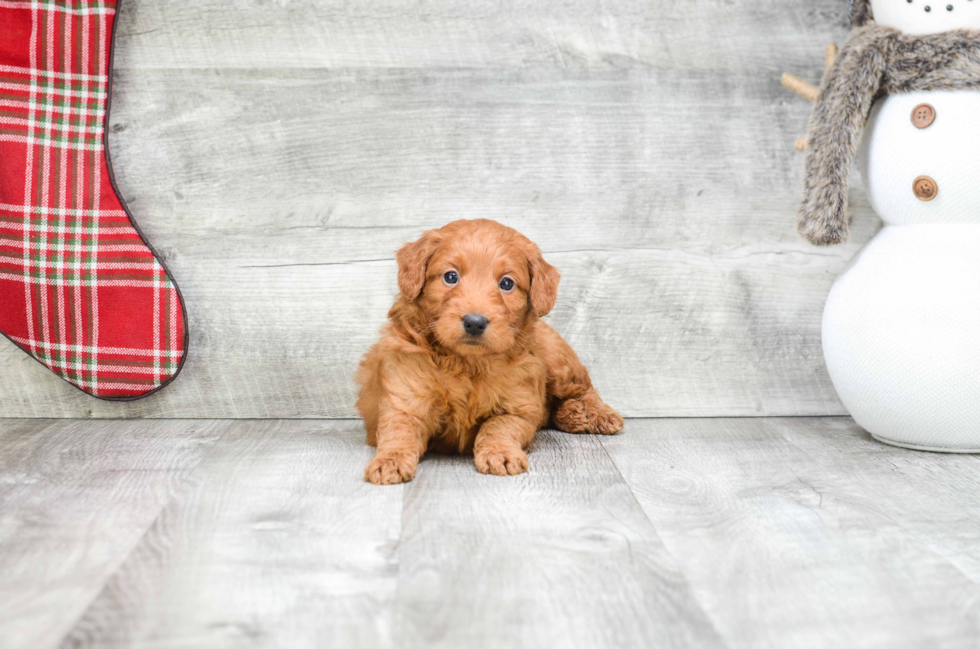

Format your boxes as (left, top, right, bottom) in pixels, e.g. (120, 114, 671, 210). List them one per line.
(0, 0, 874, 418)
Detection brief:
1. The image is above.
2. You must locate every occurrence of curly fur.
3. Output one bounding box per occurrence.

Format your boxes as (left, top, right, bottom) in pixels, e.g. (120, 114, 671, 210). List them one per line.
(356, 219, 624, 485)
(800, 23, 980, 245)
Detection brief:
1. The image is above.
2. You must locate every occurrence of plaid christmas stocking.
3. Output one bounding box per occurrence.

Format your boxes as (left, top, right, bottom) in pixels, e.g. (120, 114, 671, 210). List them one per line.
(0, 0, 187, 400)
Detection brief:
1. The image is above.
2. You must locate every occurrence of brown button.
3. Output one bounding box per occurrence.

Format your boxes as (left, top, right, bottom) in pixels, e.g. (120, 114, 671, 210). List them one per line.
(913, 176, 938, 201)
(911, 103, 936, 129)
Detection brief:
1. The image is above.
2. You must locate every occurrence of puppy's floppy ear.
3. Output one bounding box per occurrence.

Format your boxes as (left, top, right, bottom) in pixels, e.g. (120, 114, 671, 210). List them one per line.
(396, 231, 439, 300)
(527, 244, 561, 317)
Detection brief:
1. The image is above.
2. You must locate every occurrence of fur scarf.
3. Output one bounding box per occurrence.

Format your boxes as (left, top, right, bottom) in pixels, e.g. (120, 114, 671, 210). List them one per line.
(799, 24, 980, 244)
(850, 0, 873, 27)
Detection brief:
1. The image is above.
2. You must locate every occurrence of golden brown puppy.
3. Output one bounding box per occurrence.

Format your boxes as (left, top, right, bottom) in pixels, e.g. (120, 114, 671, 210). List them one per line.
(356, 219, 623, 485)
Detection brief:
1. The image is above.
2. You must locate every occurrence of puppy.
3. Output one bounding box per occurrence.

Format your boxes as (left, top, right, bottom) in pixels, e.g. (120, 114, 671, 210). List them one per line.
(356, 219, 623, 485)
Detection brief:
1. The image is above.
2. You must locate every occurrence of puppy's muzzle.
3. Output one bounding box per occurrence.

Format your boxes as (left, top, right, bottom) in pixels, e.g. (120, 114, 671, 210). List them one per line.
(462, 314, 489, 337)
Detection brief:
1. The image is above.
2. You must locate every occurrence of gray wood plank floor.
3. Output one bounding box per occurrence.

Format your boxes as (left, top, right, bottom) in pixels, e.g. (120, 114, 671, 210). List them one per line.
(2, 417, 979, 648)
(0, 0, 871, 419)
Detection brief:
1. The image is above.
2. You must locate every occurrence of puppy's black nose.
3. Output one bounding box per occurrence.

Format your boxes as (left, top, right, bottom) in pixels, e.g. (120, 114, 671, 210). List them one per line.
(462, 314, 489, 336)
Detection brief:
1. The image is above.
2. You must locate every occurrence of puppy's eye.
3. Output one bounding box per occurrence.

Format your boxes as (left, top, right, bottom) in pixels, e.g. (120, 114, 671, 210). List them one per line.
(443, 270, 459, 286)
(499, 276, 516, 293)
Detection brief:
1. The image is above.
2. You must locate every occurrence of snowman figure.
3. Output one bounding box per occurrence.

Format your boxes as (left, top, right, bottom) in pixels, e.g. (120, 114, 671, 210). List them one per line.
(791, 0, 980, 451)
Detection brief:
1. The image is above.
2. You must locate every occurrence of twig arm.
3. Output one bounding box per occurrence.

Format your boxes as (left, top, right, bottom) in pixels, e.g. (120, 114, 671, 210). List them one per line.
(825, 43, 838, 71)
(782, 43, 838, 151)
(781, 73, 820, 103)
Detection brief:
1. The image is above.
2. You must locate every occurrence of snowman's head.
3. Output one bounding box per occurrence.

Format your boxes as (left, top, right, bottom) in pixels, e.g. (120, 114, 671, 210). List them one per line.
(857, 0, 980, 34)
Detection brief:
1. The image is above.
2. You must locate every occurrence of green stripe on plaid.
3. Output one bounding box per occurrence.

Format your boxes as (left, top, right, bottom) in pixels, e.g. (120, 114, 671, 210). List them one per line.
(0, 265, 169, 282)
(0, 92, 103, 113)
(0, 74, 106, 92)
(0, 125, 102, 146)
(0, 1, 116, 15)
(0, 109, 104, 133)
(30, 6, 48, 344)
(0, 233, 141, 245)
(1, 120, 103, 137)
(42, 360, 168, 385)
(34, 348, 180, 371)
(0, 250, 160, 264)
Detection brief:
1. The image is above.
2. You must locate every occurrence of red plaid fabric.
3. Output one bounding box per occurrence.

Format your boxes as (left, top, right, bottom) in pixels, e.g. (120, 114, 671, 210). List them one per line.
(0, 0, 187, 400)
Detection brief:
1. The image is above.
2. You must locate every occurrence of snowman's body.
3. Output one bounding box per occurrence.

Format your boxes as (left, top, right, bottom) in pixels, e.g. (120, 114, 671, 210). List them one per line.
(822, 89, 980, 450)
(815, 0, 980, 451)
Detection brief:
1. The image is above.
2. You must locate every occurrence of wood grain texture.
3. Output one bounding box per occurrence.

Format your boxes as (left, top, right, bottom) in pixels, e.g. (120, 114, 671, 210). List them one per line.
(393, 430, 722, 649)
(4, 418, 980, 647)
(0, 0, 876, 417)
(602, 418, 980, 649)
(5, 419, 724, 649)
(110, 0, 850, 71)
(0, 419, 230, 649)
(61, 420, 403, 649)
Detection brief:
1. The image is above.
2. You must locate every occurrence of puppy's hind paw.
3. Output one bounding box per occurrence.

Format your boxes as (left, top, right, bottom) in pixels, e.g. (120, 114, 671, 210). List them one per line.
(474, 447, 529, 477)
(365, 453, 417, 485)
(554, 391, 624, 435)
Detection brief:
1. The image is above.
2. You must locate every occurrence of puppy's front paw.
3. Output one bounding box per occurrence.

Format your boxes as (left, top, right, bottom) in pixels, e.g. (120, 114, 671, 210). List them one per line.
(365, 453, 417, 485)
(554, 391, 624, 435)
(474, 446, 529, 477)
